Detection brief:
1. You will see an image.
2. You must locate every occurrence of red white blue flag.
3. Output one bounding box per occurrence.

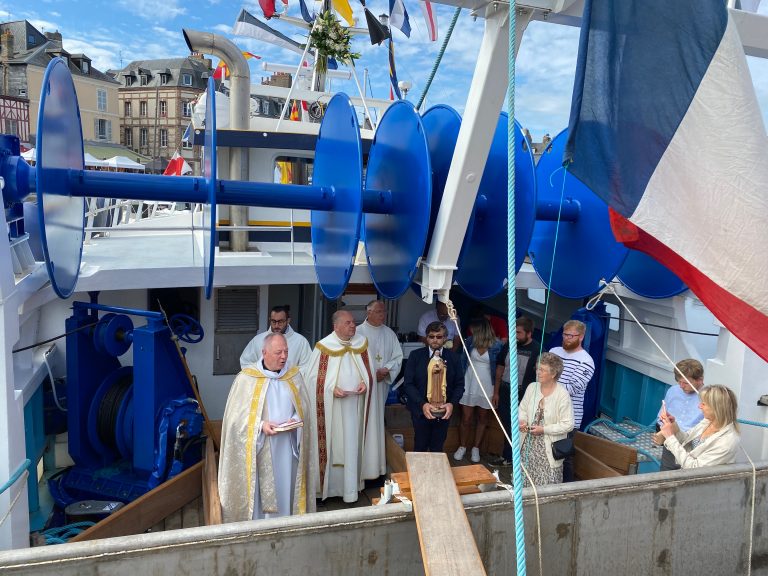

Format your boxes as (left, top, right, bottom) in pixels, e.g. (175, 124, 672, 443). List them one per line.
(565, 0, 768, 361)
(419, 0, 437, 41)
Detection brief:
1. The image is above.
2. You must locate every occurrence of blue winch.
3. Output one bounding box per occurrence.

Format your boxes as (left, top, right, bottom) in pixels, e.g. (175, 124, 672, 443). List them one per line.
(51, 301, 204, 505)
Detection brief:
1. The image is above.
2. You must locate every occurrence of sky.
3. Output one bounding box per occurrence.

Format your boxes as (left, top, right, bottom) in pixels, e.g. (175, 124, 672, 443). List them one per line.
(7, 0, 768, 139)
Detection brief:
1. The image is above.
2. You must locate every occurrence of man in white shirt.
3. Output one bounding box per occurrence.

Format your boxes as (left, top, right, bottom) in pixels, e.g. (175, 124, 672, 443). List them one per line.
(550, 319, 595, 482)
(356, 300, 403, 478)
(240, 304, 312, 372)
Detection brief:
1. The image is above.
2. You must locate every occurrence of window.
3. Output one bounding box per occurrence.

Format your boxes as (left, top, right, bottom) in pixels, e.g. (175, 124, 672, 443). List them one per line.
(160, 73, 169, 85)
(124, 101, 132, 117)
(159, 100, 167, 117)
(182, 100, 192, 117)
(125, 76, 134, 87)
(5, 119, 18, 137)
(28, 35, 36, 46)
(125, 128, 133, 147)
(95, 119, 112, 141)
(82, 61, 89, 74)
(97, 89, 107, 112)
(160, 129, 168, 148)
(140, 75, 149, 86)
(139, 101, 147, 116)
(139, 128, 148, 147)
(182, 73, 192, 86)
(182, 139, 193, 150)
(19, 88, 27, 97)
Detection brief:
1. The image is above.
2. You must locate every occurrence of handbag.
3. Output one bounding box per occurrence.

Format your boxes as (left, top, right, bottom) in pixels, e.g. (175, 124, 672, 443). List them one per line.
(551, 437, 575, 460)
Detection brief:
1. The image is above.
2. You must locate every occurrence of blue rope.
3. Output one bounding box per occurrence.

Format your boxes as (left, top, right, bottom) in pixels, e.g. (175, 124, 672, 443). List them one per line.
(507, 4, 527, 575)
(41, 521, 95, 544)
(1, 459, 31, 496)
(737, 419, 768, 429)
(415, 7, 462, 111)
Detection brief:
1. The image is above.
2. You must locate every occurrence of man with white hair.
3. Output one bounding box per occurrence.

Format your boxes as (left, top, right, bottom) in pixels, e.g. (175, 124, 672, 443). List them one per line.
(306, 310, 374, 503)
(356, 299, 403, 478)
(219, 333, 315, 522)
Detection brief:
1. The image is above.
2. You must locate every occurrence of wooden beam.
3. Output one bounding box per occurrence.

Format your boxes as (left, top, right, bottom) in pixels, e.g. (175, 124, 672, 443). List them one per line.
(202, 436, 222, 525)
(390, 464, 496, 492)
(406, 453, 487, 576)
(574, 431, 637, 475)
(70, 461, 203, 542)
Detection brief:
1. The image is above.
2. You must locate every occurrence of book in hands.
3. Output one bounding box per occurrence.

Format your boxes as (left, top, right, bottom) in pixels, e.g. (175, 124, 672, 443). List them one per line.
(273, 420, 304, 433)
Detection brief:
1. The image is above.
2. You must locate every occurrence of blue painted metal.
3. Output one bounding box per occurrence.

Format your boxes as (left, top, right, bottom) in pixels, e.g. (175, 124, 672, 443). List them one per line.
(618, 249, 688, 299)
(311, 94, 363, 300)
(364, 101, 431, 299)
(456, 116, 537, 299)
(530, 129, 629, 299)
(203, 76, 218, 300)
(36, 57, 86, 298)
(600, 360, 669, 426)
(61, 301, 202, 502)
(420, 105, 461, 253)
(93, 313, 133, 357)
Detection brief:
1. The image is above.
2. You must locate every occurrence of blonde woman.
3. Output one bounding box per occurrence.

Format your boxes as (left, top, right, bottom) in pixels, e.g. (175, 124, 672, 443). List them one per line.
(659, 384, 740, 468)
(519, 352, 574, 486)
(454, 317, 502, 463)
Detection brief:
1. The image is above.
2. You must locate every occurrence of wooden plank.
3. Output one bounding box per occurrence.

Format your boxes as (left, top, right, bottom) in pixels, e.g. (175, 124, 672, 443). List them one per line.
(383, 484, 481, 501)
(208, 420, 222, 452)
(573, 446, 622, 481)
(390, 464, 496, 492)
(385, 431, 408, 473)
(406, 453, 487, 576)
(70, 461, 203, 542)
(202, 436, 222, 525)
(574, 431, 637, 475)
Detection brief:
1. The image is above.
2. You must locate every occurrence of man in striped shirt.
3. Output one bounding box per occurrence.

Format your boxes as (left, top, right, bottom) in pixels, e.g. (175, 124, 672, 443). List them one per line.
(550, 319, 595, 482)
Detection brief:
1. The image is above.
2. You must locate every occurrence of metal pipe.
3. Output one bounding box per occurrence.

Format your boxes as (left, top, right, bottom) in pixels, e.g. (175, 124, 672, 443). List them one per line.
(183, 29, 251, 252)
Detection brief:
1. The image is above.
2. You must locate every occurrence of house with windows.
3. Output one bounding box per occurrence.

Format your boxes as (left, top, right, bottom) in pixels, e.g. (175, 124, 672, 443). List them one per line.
(114, 56, 211, 174)
(0, 21, 119, 149)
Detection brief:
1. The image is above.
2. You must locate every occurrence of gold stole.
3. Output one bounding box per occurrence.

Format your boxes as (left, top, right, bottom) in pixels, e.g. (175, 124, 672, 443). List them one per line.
(242, 366, 307, 516)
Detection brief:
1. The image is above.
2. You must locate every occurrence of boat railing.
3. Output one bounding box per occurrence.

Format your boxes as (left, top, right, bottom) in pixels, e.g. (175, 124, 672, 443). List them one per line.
(83, 198, 302, 262)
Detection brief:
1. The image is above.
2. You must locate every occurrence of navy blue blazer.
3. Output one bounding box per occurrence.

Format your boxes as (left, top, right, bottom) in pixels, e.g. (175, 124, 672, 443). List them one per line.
(403, 346, 465, 418)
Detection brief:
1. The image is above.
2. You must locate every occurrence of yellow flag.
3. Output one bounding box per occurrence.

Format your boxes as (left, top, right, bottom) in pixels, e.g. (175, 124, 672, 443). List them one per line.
(332, 0, 355, 26)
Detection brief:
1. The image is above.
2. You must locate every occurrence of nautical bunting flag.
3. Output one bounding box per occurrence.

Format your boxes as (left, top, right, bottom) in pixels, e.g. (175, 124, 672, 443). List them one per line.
(332, 0, 355, 26)
(298, 0, 316, 23)
(564, 0, 768, 362)
(163, 151, 192, 176)
(419, 0, 437, 41)
(259, 0, 277, 19)
(388, 38, 401, 100)
(389, 0, 411, 37)
(359, 0, 390, 45)
(181, 122, 192, 143)
(234, 9, 313, 59)
(212, 51, 261, 80)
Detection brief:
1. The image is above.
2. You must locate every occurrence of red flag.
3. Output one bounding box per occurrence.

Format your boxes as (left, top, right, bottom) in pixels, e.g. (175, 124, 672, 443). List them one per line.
(259, 0, 277, 18)
(290, 100, 300, 121)
(163, 151, 192, 176)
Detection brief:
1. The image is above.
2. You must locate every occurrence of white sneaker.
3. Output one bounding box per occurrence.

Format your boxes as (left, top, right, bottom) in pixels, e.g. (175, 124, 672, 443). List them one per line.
(453, 446, 466, 461)
(470, 447, 481, 463)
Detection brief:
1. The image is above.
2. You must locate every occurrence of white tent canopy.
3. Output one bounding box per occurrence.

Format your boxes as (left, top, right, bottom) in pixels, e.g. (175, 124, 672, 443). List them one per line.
(21, 149, 112, 169)
(104, 155, 145, 171)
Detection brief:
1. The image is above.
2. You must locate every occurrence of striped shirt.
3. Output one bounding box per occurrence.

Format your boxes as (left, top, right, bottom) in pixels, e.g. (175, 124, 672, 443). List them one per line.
(550, 346, 595, 428)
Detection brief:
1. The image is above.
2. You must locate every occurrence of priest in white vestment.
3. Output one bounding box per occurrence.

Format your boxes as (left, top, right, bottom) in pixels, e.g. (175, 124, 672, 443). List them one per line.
(219, 333, 315, 522)
(306, 310, 373, 502)
(240, 304, 312, 372)
(356, 300, 403, 478)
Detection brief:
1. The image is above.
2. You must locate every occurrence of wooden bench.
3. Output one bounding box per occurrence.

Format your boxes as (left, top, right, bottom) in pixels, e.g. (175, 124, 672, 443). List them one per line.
(573, 430, 637, 480)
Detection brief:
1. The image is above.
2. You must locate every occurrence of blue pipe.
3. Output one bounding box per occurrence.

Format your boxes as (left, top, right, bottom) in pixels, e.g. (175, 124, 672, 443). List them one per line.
(73, 301, 164, 319)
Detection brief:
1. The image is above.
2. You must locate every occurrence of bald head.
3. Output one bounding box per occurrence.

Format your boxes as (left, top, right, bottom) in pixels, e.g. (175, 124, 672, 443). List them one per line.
(262, 333, 288, 372)
(332, 310, 356, 341)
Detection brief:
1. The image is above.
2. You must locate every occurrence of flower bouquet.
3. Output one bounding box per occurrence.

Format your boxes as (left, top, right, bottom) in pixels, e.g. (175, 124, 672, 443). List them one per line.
(309, 10, 361, 74)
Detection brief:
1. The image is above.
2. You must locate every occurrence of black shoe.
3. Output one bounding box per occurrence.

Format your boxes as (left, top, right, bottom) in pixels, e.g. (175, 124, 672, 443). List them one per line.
(489, 456, 512, 466)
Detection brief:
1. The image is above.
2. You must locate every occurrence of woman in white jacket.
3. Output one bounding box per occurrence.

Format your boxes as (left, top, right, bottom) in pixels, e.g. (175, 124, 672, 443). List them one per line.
(659, 384, 740, 469)
(519, 352, 574, 486)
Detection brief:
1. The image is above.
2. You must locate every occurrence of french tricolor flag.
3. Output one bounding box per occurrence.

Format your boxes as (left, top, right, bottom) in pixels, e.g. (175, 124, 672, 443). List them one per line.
(565, 0, 768, 362)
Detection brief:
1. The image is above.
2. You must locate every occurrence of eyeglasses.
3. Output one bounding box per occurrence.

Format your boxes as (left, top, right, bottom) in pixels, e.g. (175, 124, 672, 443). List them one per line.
(562, 333, 580, 339)
(270, 319, 288, 325)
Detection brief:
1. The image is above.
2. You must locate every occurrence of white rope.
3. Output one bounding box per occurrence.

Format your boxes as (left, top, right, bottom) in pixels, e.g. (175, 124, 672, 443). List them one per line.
(275, 18, 320, 134)
(444, 299, 544, 576)
(348, 62, 377, 131)
(0, 470, 29, 528)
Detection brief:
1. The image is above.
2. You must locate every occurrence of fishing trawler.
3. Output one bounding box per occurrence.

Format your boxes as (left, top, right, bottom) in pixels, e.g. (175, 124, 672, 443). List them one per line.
(0, 0, 767, 574)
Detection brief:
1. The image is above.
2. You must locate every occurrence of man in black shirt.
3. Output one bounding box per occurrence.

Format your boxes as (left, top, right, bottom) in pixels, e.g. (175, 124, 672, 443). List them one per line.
(491, 316, 539, 465)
